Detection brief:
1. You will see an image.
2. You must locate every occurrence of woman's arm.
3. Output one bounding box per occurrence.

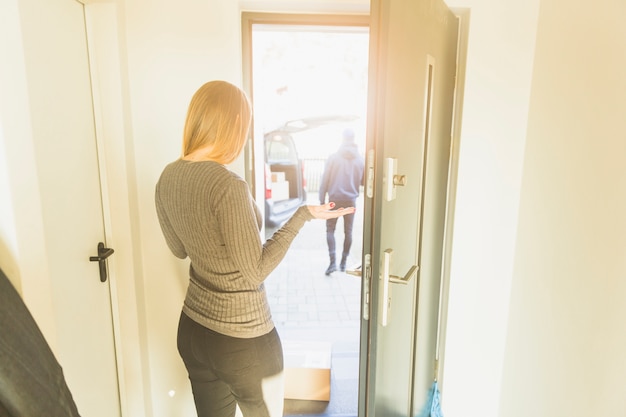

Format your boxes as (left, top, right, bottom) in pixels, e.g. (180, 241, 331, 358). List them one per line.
(218, 179, 354, 286)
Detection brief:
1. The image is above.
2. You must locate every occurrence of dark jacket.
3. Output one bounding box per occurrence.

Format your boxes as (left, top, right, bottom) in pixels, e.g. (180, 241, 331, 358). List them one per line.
(0, 267, 80, 417)
(319, 142, 365, 204)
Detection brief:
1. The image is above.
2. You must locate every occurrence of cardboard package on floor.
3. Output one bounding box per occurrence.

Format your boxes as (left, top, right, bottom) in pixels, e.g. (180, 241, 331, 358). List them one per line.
(283, 341, 331, 401)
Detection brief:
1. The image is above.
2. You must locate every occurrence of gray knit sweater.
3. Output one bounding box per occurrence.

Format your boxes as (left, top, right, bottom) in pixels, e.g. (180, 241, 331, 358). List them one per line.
(155, 159, 313, 338)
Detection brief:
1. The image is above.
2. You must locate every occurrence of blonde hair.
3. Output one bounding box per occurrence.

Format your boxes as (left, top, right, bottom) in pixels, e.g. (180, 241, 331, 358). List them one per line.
(182, 80, 252, 165)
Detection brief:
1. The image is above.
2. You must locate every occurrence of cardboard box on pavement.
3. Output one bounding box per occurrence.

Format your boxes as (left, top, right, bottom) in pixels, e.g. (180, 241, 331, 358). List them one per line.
(283, 341, 331, 401)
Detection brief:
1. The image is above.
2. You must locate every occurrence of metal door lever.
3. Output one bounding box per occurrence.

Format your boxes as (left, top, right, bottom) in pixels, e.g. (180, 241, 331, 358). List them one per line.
(389, 264, 418, 284)
(346, 265, 362, 277)
(89, 242, 114, 282)
(380, 249, 419, 326)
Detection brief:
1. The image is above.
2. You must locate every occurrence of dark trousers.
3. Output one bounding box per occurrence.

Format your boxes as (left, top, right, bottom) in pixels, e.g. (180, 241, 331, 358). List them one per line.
(0, 268, 80, 417)
(325, 199, 356, 265)
(177, 312, 284, 417)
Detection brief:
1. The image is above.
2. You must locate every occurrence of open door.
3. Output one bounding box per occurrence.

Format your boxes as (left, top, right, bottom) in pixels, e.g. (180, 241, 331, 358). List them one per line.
(360, 0, 459, 415)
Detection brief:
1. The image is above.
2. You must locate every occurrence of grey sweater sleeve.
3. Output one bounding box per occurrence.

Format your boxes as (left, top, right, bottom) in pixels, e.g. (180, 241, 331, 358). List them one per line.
(218, 179, 313, 286)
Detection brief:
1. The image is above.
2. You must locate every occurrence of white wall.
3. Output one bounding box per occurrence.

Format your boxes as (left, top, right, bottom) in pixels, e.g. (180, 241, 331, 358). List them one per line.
(498, 0, 626, 415)
(441, 1, 540, 416)
(119, 0, 245, 414)
(240, 0, 369, 13)
(0, 0, 60, 350)
(443, 0, 626, 416)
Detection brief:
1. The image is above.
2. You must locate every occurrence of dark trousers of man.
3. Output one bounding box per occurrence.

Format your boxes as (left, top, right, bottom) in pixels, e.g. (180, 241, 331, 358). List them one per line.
(326, 199, 356, 271)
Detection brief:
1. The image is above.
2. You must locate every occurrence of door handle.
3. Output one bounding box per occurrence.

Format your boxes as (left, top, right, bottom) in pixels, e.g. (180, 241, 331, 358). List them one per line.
(89, 242, 114, 283)
(380, 248, 418, 326)
(389, 263, 418, 284)
(346, 265, 362, 277)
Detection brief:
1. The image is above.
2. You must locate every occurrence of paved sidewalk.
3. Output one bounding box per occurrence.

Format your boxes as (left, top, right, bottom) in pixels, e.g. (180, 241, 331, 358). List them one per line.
(264, 196, 364, 416)
(265, 196, 364, 345)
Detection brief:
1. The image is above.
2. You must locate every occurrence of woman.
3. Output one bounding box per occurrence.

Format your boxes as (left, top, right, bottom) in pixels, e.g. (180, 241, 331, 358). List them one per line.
(155, 80, 355, 417)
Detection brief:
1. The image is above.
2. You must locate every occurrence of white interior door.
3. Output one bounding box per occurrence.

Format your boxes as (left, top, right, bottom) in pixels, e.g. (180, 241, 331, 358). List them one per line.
(20, 0, 120, 415)
(360, 0, 459, 415)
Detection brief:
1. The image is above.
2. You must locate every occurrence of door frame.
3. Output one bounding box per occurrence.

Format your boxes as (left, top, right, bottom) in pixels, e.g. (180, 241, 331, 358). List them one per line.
(241, 11, 370, 228)
(81, 2, 150, 416)
(241, 11, 369, 414)
(433, 6, 470, 394)
(359, 2, 469, 415)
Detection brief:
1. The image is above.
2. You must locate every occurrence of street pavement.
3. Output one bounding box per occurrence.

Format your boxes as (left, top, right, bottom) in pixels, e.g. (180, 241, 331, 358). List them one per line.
(265, 195, 364, 416)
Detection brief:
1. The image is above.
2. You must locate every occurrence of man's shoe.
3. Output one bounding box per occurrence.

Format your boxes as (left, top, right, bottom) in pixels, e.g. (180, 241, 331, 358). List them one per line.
(339, 256, 347, 272)
(325, 264, 337, 275)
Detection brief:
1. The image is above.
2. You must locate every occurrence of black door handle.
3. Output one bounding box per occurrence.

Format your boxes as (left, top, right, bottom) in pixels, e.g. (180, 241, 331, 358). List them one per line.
(89, 242, 114, 282)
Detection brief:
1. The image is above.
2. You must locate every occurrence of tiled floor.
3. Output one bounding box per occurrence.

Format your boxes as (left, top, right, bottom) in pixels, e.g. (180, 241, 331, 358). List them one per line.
(265, 245, 362, 336)
(264, 196, 364, 416)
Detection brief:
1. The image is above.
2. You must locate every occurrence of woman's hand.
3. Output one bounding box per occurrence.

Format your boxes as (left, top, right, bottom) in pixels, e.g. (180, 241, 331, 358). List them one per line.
(307, 202, 356, 220)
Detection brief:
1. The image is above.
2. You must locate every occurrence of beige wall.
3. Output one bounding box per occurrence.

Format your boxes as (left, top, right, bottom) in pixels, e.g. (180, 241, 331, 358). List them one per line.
(120, 0, 245, 414)
(0, 0, 61, 350)
(499, 0, 626, 415)
(442, 0, 541, 415)
(443, 0, 626, 415)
